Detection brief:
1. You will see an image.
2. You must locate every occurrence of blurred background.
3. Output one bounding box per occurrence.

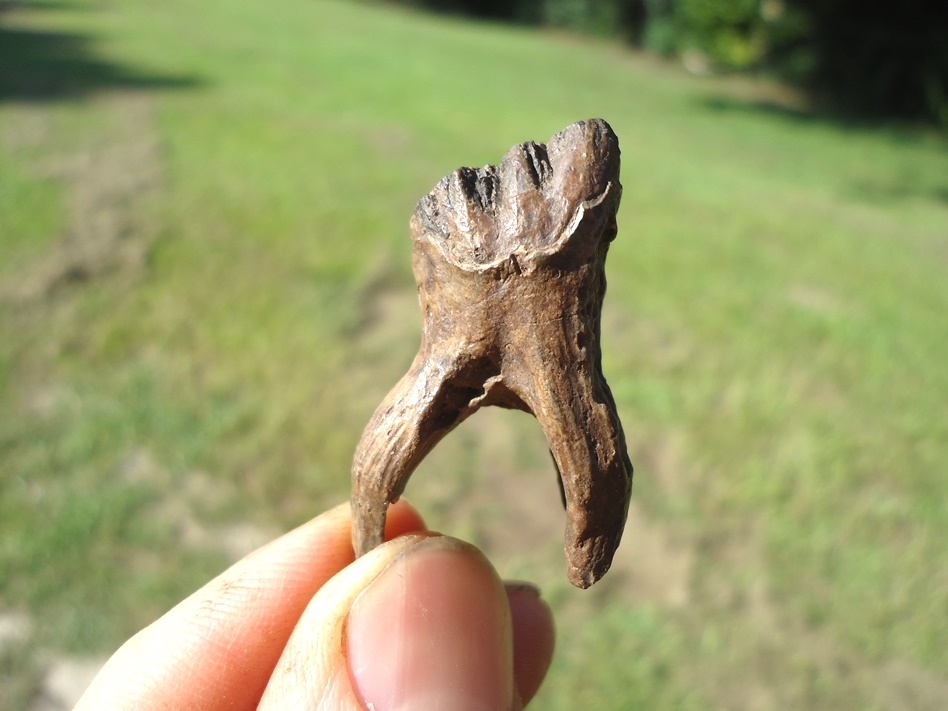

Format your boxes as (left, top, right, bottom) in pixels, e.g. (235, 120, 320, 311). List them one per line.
(1, 0, 946, 708)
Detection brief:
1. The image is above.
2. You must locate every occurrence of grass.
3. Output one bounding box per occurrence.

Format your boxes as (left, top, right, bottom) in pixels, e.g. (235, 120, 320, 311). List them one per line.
(1, 0, 947, 707)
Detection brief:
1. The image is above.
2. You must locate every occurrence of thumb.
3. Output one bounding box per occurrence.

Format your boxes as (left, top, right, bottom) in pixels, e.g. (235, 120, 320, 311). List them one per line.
(258, 533, 520, 711)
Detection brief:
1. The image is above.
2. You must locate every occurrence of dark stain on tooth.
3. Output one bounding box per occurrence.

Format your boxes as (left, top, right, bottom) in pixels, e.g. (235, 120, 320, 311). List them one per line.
(521, 141, 551, 187)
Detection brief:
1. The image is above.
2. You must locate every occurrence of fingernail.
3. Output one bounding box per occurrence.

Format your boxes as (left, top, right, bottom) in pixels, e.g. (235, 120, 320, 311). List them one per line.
(505, 581, 555, 704)
(347, 537, 515, 711)
(504, 580, 541, 599)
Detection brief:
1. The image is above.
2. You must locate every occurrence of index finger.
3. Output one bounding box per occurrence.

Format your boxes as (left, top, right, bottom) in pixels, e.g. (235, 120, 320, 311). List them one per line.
(75, 500, 426, 711)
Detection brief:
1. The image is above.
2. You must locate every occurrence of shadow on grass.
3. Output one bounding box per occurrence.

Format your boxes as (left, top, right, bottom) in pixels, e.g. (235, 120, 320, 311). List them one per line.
(846, 179, 948, 205)
(700, 95, 948, 144)
(700, 95, 948, 203)
(701, 95, 818, 124)
(0, 4, 200, 102)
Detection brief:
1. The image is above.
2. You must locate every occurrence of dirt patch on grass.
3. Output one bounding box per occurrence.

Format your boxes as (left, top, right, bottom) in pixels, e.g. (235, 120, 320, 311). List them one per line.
(121, 448, 280, 561)
(1, 92, 163, 303)
(0, 611, 32, 649)
(28, 656, 106, 711)
(608, 501, 693, 607)
(685, 521, 948, 711)
(877, 660, 948, 711)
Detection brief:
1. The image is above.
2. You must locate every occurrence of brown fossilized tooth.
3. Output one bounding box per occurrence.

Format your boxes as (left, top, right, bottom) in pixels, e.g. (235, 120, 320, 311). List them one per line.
(350, 119, 633, 588)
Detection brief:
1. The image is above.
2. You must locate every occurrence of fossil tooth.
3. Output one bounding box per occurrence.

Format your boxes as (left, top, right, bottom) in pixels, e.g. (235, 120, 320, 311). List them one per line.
(351, 119, 633, 588)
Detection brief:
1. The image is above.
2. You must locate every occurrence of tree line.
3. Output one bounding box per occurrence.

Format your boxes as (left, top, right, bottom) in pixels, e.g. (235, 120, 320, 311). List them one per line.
(393, 0, 948, 126)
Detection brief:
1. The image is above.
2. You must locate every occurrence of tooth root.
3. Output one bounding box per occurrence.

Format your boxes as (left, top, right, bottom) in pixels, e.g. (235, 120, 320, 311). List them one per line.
(515, 335, 633, 588)
(351, 353, 479, 556)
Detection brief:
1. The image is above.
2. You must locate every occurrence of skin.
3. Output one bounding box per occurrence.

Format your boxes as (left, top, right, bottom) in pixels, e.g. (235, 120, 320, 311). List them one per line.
(76, 499, 555, 711)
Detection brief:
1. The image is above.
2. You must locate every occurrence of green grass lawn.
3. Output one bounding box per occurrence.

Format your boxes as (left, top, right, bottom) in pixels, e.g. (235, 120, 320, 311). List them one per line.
(2, 0, 947, 708)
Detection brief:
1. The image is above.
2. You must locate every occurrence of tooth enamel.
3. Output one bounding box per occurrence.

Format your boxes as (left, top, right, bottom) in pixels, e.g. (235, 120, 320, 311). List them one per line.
(350, 119, 633, 588)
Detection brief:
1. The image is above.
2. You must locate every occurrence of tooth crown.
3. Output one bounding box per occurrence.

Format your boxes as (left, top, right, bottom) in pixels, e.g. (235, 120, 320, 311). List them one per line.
(351, 119, 633, 588)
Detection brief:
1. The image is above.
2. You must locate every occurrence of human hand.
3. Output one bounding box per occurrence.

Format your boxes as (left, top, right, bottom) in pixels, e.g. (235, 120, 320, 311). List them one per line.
(75, 499, 555, 710)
